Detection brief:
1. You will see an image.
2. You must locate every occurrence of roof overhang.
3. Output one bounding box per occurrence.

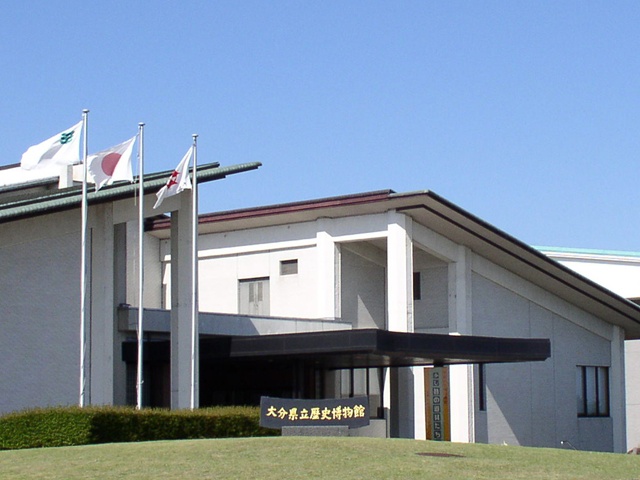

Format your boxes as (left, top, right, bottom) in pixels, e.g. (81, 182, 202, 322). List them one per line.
(123, 329, 551, 369)
(393, 192, 640, 340)
(147, 189, 640, 339)
(0, 161, 261, 223)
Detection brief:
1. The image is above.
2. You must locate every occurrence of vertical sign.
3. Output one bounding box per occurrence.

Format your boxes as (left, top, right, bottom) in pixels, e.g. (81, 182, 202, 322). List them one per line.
(424, 366, 450, 441)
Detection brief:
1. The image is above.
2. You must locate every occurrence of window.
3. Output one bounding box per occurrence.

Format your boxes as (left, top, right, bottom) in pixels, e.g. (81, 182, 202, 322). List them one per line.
(577, 366, 609, 417)
(238, 277, 270, 316)
(413, 272, 421, 300)
(478, 364, 487, 411)
(280, 259, 298, 275)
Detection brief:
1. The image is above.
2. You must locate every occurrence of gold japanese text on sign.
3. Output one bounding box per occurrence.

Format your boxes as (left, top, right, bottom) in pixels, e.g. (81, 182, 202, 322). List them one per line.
(260, 396, 370, 429)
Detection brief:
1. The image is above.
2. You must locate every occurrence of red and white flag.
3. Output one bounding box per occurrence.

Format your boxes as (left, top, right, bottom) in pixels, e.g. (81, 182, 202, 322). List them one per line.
(87, 136, 136, 191)
(153, 146, 193, 209)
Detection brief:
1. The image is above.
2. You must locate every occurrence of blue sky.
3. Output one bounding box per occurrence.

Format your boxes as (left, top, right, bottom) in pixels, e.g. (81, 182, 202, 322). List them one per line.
(2, 2, 640, 251)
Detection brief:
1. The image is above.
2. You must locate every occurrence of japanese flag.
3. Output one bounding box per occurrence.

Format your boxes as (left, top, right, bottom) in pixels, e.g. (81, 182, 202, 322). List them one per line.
(153, 146, 193, 209)
(87, 136, 136, 191)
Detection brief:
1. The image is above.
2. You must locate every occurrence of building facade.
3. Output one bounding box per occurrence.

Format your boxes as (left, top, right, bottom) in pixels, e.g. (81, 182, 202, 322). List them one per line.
(2, 164, 640, 452)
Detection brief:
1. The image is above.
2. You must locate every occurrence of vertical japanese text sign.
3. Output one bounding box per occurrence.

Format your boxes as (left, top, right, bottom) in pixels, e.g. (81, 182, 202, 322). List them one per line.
(424, 366, 450, 441)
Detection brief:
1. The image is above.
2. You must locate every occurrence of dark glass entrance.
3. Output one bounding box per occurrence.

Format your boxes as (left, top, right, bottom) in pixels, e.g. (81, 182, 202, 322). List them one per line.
(199, 360, 322, 407)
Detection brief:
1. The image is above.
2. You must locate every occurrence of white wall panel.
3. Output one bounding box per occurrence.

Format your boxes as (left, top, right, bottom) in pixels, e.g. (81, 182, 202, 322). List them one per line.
(340, 246, 385, 329)
(626, 340, 640, 449)
(472, 272, 615, 451)
(0, 215, 80, 414)
(414, 265, 448, 330)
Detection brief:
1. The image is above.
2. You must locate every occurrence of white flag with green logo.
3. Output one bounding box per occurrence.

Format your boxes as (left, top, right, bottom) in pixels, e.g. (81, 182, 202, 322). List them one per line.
(20, 121, 82, 170)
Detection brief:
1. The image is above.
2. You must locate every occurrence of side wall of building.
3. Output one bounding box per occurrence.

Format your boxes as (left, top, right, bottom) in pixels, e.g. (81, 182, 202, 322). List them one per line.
(0, 210, 81, 414)
(545, 252, 640, 451)
(162, 221, 323, 322)
(471, 254, 621, 452)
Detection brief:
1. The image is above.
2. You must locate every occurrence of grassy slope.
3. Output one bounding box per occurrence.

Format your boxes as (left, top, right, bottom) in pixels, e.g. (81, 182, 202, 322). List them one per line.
(1, 437, 639, 479)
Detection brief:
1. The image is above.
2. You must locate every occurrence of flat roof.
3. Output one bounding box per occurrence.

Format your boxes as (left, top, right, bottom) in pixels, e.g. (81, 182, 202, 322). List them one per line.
(123, 329, 551, 369)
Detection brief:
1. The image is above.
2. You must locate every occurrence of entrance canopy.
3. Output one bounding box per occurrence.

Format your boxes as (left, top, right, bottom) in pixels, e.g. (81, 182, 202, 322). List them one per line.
(124, 329, 550, 369)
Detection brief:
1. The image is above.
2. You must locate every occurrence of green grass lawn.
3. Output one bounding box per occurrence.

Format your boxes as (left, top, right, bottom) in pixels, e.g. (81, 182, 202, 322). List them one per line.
(1, 437, 639, 479)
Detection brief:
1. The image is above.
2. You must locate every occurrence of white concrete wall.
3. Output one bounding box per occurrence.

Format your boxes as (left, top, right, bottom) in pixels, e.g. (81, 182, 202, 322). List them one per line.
(414, 264, 448, 331)
(0, 210, 81, 414)
(340, 245, 385, 329)
(127, 222, 163, 309)
(163, 214, 393, 321)
(544, 250, 640, 451)
(626, 341, 640, 449)
(471, 265, 617, 452)
(183, 245, 320, 318)
(0, 190, 165, 414)
(552, 255, 640, 299)
(163, 221, 323, 318)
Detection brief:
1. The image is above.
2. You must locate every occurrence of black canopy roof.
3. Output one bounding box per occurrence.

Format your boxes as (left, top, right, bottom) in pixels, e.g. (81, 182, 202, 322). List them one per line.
(123, 328, 550, 369)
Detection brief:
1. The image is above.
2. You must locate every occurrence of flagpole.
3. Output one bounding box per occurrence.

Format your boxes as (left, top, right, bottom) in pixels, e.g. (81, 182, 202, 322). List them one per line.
(79, 109, 89, 407)
(136, 123, 145, 410)
(190, 134, 199, 410)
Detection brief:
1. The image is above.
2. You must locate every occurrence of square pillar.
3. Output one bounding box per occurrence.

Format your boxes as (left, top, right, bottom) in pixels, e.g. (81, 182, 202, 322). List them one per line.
(89, 203, 116, 405)
(448, 246, 475, 443)
(611, 325, 626, 452)
(449, 246, 473, 335)
(386, 211, 413, 333)
(170, 195, 198, 409)
(386, 211, 415, 438)
(316, 218, 340, 320)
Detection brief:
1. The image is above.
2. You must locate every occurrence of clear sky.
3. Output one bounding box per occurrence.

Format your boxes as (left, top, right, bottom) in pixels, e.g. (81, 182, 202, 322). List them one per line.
(2, 2, 640, 251)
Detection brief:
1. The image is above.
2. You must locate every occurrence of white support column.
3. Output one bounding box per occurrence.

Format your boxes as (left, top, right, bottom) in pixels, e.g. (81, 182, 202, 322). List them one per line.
(386, 211, 415, 438)
(386, 211, 413, 333)
(611, 324, 626, 453)
(413, 367, 426, 440)
(89, 203, 116, 405)
(316, 218, 340, 320)
(58, 165, 74, 188)
(449, 364, 475, 443)
(449, 246, 473, 335)
(448, 246, 475, 443)
(170, 195, 197, 409)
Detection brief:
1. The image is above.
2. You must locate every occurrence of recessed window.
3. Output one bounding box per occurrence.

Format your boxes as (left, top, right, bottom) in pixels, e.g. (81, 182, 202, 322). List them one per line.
(413, 272, 421, 300)
(478, 364, 486, 411)
(280, 259, 298, 275)
(577, 366, 609, 417)
(238, 277, 270, 316)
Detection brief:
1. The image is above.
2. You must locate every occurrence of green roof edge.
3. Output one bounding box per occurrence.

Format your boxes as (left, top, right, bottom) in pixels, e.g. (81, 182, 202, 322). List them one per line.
(0, 161, 261, 223)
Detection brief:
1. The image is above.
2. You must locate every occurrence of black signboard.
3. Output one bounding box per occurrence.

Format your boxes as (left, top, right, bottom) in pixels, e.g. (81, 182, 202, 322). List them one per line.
(260, 396, 370, 429)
